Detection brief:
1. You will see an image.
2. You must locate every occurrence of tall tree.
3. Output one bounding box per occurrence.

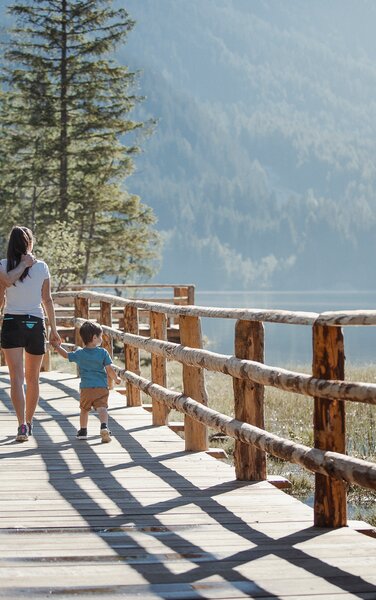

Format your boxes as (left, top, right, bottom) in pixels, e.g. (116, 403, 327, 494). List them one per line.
(0, 0, 159, 286)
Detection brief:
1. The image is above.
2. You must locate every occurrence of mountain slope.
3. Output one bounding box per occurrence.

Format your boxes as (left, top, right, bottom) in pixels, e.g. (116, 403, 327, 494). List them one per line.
(121, 0, 376, 290)
(2, 0, 376, 289)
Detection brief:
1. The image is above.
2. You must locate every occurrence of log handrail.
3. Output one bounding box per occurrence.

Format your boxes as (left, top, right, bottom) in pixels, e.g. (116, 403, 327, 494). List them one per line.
(55, 318, 376, 405)
(50, 290, 376, 529)
(121, 371, 376, 491)
(54, 289, 376, 326)
(53, 290, 318, 324)
(64, 283, 195, 289)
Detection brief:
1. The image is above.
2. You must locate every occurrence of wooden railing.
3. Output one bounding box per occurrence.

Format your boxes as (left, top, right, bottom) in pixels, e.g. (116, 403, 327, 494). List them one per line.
(51, 290, 376, 529)
(62, 283, 195, 304)
(55, 284, 195, 344)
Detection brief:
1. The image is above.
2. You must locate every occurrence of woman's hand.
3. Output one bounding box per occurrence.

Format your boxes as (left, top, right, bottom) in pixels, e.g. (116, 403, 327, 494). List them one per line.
(49, 329, 62, 347)
(20, 253, 36, 268)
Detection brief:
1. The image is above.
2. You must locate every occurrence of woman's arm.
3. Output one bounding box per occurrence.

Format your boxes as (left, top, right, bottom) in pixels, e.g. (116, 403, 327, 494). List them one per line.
(41, 277, 62, 346)
(0, 254, 35, 287)
(0, 284, 5, 312)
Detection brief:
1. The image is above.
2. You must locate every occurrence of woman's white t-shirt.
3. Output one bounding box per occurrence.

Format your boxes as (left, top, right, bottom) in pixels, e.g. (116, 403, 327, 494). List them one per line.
(0, 259, 50, 319)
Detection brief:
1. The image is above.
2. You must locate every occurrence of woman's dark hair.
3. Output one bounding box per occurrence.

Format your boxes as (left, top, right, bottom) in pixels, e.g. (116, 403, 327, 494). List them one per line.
(6, 225, 33, 283)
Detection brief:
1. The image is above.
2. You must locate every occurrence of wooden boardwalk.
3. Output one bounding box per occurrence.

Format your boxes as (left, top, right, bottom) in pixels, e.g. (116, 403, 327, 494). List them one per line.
(0, 367, 375, 599)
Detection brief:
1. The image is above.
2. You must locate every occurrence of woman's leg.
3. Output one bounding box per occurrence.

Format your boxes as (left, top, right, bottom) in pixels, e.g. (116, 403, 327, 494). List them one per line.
(24, 352, 44, 424)
(3, 348, 25, 425)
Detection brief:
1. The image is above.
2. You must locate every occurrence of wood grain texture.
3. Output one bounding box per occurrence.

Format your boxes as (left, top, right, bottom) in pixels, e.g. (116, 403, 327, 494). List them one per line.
(0, 368, 375, 599)
(150, 310, 169, 426)
(233, 319, 266, 481)
(123, 305, 140, 406)
(121, 371, 376, 491)
(313, 324, 347, 527)
(66, 320, 376, 406)
(179, 315, 208, 452)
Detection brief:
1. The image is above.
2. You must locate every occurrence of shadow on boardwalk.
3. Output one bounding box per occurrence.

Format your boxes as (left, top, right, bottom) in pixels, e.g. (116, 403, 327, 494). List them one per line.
(0, 370, 375, 599)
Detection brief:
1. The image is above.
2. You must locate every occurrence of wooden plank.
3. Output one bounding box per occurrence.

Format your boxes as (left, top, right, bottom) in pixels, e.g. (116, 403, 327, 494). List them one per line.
(0, 367, 375, 600)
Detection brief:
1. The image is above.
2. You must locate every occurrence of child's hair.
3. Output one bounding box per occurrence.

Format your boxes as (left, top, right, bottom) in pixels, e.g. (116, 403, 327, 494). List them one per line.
(80, 321, 103, 345)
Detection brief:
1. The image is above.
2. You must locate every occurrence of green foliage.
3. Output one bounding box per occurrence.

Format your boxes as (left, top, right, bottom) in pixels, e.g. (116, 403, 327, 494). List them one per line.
(0, 0, 160, 283)
(36, 220, 85, 290)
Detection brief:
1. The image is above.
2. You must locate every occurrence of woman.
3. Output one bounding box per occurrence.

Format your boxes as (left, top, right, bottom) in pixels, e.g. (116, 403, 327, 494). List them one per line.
(0, 226, 61, 442)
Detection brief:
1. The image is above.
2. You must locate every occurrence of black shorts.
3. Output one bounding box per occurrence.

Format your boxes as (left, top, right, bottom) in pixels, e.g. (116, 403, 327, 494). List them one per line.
(1, 314, 47, 355)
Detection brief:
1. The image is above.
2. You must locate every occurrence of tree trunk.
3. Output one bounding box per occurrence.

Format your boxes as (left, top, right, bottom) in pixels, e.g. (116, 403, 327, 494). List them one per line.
(82, 211, 96, 283)
(59, 0, 68, 217)
(31, 185, 37, 231)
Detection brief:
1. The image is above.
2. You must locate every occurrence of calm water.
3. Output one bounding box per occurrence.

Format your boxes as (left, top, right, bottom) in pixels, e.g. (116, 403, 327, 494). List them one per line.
(195, 290, 376, 366)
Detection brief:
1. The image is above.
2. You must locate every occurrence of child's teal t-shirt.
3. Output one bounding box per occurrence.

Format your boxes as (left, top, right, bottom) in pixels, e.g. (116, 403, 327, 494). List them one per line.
(68, 347, 112, 389)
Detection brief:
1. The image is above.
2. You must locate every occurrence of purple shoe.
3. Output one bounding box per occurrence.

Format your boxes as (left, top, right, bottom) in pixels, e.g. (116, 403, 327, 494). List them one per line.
(16, 424, 28, 442)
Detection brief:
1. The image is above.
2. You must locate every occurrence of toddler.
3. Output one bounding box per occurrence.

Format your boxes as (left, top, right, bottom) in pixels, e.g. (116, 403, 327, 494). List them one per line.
(54, 320, 120, 442)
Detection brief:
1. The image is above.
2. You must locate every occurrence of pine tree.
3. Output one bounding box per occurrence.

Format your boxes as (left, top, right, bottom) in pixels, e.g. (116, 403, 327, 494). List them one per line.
(1, 0, 159, 285)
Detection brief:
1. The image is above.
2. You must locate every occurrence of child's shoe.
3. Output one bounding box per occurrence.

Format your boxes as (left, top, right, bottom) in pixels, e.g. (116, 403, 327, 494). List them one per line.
(16, 424, 28, 442)
(76, 428, 88, 439)
(100, 423, 112, 443)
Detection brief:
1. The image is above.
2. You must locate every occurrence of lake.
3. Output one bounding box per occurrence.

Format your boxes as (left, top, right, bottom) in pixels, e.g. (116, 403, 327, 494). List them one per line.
(195, 290, 376, 367)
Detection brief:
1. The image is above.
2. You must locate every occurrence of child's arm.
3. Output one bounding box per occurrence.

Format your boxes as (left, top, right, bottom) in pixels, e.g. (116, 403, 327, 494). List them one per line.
(53, 344, 70, 360)
(105, 364, 122, 385)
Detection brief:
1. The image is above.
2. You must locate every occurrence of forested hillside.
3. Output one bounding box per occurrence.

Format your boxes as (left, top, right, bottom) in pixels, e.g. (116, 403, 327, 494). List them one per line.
(2, 0, 376, 290)
(122, 0, 376, 290)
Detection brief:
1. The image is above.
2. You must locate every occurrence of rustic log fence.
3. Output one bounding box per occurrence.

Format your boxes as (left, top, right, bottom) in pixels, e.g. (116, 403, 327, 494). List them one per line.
(51, 290, 376, 529)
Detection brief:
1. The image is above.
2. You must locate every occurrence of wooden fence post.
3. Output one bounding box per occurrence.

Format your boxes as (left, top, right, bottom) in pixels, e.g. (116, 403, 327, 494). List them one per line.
(187, 285, 195, 305)
(74, 297, 89, 346)
(179, 315, 208, 451)
(123, 305, 141, 406)
(150, 310, 169, 425)
(100, 301, 113, 389)
(233, 319, 266, 480)
(313, 323, 347, 527)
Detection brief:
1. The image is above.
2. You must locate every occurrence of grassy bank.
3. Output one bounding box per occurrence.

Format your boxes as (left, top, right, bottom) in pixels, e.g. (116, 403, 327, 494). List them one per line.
(51, 352, 376, 526)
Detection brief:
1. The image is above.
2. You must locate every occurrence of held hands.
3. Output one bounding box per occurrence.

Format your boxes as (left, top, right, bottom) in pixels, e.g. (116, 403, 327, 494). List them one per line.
(49, 330, 62, 348)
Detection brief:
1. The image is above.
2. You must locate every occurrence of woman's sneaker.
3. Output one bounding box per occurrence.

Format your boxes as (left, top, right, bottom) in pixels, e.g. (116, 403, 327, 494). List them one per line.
(16, 424, 28, 442)
(76, 428, 88, 439)
(27, 422, 33, 436)
(100, 424, 112, 443)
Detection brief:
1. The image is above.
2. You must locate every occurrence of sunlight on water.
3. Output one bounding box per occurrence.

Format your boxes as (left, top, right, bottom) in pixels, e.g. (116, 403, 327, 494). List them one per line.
(196, 290, 376, 366)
